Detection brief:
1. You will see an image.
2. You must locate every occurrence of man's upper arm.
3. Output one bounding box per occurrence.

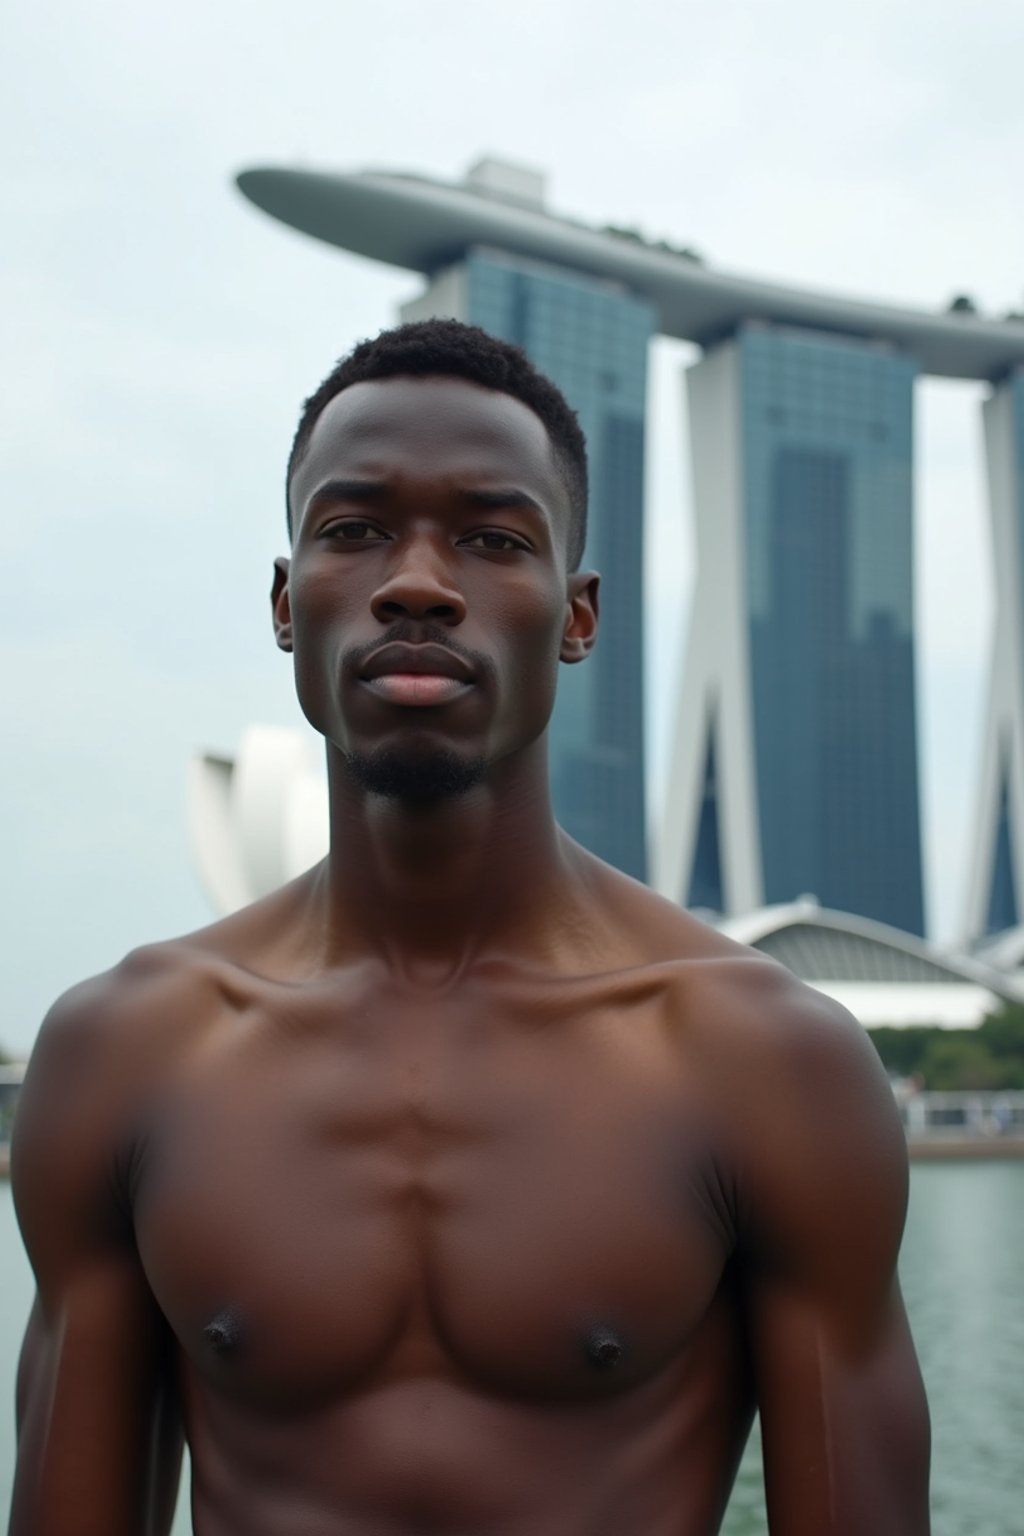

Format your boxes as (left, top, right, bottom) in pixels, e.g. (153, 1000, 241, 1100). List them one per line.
(9, 968, 183, 1536)
(732, 976, 930, 1536)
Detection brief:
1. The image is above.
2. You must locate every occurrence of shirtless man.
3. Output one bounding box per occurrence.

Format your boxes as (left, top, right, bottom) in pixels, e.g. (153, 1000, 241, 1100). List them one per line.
(10, 319, 930, 1535)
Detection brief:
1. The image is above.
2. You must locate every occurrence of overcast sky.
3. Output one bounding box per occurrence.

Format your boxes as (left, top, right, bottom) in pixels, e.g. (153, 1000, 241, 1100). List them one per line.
(3, 0, 1022, 1056)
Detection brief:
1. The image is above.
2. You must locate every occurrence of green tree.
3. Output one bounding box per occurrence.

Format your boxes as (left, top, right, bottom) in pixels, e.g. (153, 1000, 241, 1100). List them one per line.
(918, 1033, 1006, 1091)
(979, 1001, 1024, 1056)
(868, 1025, 934, 1078)
(867, 1004, 1024, 1090)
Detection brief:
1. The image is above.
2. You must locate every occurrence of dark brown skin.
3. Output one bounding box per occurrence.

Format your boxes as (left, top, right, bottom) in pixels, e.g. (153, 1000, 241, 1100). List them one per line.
(10, 376, 930, 1535)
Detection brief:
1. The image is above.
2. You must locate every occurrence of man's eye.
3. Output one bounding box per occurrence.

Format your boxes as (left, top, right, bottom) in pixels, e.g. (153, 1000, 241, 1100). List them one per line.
(463, 531, 526, 552)
(325, 521, 387, 543)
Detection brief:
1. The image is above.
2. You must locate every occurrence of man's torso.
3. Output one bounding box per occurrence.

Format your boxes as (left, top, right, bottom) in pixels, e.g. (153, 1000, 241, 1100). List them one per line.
(73, 872, 777, 1534)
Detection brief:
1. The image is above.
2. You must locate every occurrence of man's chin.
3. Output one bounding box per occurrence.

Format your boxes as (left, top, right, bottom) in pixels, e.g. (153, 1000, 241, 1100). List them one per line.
(342, 747, 488, 805)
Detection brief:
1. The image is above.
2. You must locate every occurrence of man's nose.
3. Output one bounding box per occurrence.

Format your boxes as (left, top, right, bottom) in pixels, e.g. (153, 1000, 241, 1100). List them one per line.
(369, 538, 467, 626)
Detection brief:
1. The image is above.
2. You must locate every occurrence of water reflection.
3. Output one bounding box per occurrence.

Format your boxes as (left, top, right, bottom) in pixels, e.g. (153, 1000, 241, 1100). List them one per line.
(721, 1160, 1024, 1535)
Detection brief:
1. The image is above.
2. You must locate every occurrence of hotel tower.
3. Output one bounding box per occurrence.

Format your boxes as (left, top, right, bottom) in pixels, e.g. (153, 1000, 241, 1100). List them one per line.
(237, 157, 1024, 937)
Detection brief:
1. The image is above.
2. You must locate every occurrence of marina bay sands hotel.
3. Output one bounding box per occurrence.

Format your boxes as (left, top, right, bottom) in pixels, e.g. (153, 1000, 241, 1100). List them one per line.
(237, 157, 1024, 947)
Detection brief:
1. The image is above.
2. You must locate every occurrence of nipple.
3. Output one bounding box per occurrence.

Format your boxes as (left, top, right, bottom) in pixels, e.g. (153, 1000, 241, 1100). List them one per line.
(585, 1323, 623, 1370)
(203, 1308, 242, 1357)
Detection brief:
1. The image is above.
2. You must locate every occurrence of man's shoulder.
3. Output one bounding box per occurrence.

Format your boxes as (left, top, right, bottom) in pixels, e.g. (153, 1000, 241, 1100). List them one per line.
(14, 927, 245, 1166)
(11, 874, 326, 1222)
(34, 934, 223, 1059)
(10, 942, 196, 1225)
(677, 921, 867, 1066)
(585, 852, 871, 1062)
(18, 864, 327, 1122)
(673, 937, 908, 1247)
(30, 864, 320, 1061)
(583, 853, 828, 1017)
(586, 863, 902, 1178)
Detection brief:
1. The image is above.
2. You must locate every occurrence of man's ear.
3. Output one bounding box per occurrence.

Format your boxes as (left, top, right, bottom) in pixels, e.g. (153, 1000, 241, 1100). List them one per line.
(271, 557, 293, 653)
(560, 571, 600, 664)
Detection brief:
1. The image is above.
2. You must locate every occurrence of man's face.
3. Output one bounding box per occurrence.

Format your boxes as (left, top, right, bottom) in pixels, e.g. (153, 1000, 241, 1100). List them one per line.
(275, 375, 598, 799)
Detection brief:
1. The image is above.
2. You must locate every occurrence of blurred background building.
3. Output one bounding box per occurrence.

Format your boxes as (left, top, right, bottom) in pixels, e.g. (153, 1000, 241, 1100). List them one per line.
(669, 327, 922, 934)
(187, 156, 1024, 997)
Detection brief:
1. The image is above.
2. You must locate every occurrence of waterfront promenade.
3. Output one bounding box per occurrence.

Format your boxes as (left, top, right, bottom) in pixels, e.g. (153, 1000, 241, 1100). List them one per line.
(898, 1088, 1024, 1157)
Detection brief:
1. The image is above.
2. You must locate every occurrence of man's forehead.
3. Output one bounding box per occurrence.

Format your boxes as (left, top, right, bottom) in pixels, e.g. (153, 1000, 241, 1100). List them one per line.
(292, 375, 562, 496)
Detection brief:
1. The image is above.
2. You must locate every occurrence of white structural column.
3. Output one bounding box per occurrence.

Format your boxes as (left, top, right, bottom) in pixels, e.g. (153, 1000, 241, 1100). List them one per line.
(654, 342, 764, 911)
(964, 371, 1024, 941)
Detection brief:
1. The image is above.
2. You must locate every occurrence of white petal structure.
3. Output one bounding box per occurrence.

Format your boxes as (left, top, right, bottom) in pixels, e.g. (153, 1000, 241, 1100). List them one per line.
(188, 727, 329, 914)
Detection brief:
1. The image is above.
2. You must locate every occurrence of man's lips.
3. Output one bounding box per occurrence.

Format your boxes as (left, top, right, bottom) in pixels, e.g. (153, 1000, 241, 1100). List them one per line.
(362, 673, 472, 706)
(358, 642, 476, 708)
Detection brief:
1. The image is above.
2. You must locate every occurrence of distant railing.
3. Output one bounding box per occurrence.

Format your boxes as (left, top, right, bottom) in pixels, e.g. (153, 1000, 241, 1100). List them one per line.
(897, 1089, 1024, 1141)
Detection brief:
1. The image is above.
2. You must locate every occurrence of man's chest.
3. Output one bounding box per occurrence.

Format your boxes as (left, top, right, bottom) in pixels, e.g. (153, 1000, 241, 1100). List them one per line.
(132, 984, 737, 1409)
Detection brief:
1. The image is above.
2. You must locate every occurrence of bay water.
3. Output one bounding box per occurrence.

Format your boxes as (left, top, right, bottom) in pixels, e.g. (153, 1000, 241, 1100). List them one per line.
(2, 1162, 1021, 1534)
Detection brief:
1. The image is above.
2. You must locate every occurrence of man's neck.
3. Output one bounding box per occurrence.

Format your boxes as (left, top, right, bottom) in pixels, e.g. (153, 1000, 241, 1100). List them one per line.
(318, 740, 579, 981)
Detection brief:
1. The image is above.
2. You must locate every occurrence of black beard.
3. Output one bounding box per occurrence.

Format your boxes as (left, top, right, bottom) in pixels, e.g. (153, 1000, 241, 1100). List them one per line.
(343, 747, 488, 805)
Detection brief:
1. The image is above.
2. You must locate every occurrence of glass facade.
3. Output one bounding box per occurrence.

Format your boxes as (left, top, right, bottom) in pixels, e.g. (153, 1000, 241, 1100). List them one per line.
(739, 323, 924, 934)
(986, 749, 1019, 935)
(462, 248, 655, 880)
(686, 715, 724, 911)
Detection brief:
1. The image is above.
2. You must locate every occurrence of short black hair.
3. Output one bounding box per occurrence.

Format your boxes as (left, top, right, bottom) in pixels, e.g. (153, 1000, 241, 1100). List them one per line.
(286, 319, 589, 568)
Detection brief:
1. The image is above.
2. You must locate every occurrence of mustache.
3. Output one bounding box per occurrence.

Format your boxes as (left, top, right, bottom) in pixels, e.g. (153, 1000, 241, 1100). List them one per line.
(343, 622, 496, 686)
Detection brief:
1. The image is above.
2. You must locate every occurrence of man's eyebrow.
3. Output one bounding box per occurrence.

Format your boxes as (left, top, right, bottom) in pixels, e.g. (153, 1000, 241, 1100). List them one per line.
(300, 480, 549, 526)
(457, 488, 547, 515)
(304, 478, 387, 513)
